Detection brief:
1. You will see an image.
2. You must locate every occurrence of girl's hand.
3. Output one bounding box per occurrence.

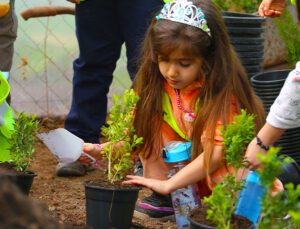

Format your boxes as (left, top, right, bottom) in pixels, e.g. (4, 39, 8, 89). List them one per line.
(258, 0, 286, 17)
(123, 175, 171, 195)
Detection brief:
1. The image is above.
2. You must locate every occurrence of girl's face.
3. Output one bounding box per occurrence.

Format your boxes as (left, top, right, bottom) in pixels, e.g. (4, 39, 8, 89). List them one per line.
(158, 49, 203, 90)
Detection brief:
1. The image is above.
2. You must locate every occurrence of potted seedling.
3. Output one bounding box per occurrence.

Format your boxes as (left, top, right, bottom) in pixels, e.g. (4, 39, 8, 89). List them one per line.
(188, 110, 300, 229)
(0, 112, 39, 195)
(256, 147, 300, 229)
(83, 89, 143, 229)
(188, 110, 256, 229)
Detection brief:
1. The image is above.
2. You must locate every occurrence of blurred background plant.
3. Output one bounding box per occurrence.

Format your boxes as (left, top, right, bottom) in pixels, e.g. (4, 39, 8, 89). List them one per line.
(274, 9, 300, 66)
(213, 0, 260, 13)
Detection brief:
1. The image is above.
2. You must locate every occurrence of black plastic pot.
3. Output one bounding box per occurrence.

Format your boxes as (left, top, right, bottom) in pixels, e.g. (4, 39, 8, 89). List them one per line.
(251, 70, 290, 84)
(188, 214, 255, 229)
(84, 181, 140, 229)
(278, 155, 300, 186)
(242, 58, 263, 65)
(189, 217, 214, 229)
(238, 51, 264, 58)
(0, 171, 37, 195)
(188, 206, 255, 229)
(222, 12, 266, 79)
(222, 12, 266, 26)
(233, 44, 263, 52)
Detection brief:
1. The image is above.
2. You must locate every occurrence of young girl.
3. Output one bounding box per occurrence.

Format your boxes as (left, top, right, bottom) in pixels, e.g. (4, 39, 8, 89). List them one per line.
(83, 0, 266, 221)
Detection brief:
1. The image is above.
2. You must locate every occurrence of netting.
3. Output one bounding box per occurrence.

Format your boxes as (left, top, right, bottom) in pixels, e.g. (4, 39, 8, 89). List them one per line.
(11, 0, 131, 117)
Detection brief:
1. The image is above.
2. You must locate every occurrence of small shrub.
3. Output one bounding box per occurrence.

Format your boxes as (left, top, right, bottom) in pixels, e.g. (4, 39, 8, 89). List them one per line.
(101, 89, 143, 184)
(8, 112, 39, 172)
(274, 9, 300, 66)
(203, 110, 255, 229)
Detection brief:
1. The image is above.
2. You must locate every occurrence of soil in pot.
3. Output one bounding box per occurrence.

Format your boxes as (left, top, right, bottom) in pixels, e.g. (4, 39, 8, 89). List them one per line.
(188, 205, 254, 229)
(0, 162, 37, 195)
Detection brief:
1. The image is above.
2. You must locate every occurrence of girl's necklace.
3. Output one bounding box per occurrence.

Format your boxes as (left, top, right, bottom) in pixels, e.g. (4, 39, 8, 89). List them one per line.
(174, 89, 195, 122)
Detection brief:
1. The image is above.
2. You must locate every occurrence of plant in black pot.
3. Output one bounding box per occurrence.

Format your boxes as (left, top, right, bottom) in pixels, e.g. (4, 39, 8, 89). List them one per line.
(0, 112, 39, 195)
(188, 110, 256, 229)
(188, 111, 300, 229)
(256, 147, 300, 229)
(83, 89, 143, 229)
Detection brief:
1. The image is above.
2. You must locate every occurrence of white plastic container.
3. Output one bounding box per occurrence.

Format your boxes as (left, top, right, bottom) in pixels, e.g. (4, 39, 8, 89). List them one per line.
(38, 128, 95, 164)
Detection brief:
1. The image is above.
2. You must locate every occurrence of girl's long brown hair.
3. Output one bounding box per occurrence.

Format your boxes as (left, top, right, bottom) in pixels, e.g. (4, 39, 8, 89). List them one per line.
(133, 0, 265, 176)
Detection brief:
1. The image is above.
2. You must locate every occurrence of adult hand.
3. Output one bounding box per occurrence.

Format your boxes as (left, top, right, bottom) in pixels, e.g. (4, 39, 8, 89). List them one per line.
(67, 0, 81, 4)
(78, 143, 103, 164)
(258, 0, 287, 17)
(123, 175, 171, 195)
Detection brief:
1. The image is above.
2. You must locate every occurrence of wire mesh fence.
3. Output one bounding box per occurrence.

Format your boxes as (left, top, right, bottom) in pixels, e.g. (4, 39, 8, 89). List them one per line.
(11, 0, 131, 117)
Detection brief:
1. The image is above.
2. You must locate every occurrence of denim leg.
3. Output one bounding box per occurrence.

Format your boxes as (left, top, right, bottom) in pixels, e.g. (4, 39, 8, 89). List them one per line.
(118, 0, 163, 80)
(0, 0, 17, 71)
(65, 0, 123, 143)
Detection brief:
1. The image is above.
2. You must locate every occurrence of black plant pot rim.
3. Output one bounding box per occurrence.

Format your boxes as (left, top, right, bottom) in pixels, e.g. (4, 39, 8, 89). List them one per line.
(251, 83, 284, 89)
(0, 170, 37, 177)
(251, 70, 291, 84)
(188, 215, 215, 229)
(83, 180, 141, 192)
(222, 11, 266, 23)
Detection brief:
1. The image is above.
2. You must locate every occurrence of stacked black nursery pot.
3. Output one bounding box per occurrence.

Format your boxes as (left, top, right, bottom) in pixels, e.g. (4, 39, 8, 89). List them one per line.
(222, 12, 266, 79)
(251, 70, 300, 166)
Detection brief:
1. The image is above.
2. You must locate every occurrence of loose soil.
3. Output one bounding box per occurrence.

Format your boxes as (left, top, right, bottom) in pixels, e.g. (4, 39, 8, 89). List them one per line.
(28, 117, 177, 229)
(189, 206, 253, 229)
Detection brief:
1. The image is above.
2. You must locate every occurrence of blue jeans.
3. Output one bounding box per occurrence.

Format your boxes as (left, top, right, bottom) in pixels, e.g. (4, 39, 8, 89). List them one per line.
(65, 0, 163, 143)
(0, 0, 17, 72)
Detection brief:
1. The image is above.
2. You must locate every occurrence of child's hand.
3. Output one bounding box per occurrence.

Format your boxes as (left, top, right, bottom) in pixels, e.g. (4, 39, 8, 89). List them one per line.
(123, 175, 171, 195)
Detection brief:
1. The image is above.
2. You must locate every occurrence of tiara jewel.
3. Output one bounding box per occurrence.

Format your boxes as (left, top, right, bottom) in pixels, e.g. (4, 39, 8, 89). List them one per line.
(156, 0, 211, 37)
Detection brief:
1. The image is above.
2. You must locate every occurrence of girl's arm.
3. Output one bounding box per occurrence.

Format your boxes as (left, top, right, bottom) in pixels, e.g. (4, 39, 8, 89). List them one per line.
(123, 145, 223, 195)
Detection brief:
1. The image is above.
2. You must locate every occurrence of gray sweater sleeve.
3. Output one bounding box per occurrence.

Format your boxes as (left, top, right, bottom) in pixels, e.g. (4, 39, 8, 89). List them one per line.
(267, 62, 300, 129)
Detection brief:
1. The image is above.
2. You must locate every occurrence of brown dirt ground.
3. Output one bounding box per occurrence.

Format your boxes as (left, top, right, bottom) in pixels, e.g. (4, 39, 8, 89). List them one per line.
(29, 117, 178, 229)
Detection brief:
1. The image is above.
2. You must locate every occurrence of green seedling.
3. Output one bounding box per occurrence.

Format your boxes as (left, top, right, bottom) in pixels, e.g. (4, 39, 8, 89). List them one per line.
(257, 147, 300, 229)
(101, 89, 143, 184)
(204, 110, 255, 229)
(8, 112, 39, 172)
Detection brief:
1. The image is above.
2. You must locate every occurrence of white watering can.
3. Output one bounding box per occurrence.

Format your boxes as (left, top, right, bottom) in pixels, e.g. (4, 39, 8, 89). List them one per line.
(38, 128, 96, 164)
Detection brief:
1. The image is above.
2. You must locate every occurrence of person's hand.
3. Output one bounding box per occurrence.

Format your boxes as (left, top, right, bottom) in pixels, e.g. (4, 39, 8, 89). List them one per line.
(258, 0, 287, 17)
(123, 175, 171, 195)
(78, 143, 103, 164)
(244, 138, 267, 170)
(67, 0, 81, 4)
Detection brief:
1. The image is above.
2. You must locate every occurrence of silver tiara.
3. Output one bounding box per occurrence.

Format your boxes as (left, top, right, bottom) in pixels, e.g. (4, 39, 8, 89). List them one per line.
(156, 0, 211, 37)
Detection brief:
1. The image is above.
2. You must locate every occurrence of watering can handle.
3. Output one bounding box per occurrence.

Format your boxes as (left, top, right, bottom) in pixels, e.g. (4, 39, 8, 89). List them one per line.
(20, 6, 75, 21)
(81, 152, 97, 164)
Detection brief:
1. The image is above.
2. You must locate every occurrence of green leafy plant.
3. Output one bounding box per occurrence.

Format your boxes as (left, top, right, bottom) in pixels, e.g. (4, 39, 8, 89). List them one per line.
(257, 147, 300, 229)
(203, 110, 255, 229)
(213, 0, 260, 13)
(274, 9, 300, 66)
(101, 89, 143, 184)
(8, 112, 39, 172)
